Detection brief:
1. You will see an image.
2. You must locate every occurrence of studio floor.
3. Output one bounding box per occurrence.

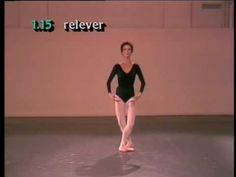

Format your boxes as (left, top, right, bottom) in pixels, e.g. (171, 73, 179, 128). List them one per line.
(5, 116, 234, 177)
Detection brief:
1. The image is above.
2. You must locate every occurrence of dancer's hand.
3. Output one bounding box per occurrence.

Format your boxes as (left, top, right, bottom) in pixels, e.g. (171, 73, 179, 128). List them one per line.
(108, 93, 120, 102)
(133, 92, 142, 102)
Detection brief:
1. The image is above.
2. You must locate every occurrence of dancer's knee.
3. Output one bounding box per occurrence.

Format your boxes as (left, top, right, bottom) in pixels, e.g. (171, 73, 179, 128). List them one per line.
(126, 122, 135, 129)
(118, 120, 124, 128)
(116, 117, 125, 128)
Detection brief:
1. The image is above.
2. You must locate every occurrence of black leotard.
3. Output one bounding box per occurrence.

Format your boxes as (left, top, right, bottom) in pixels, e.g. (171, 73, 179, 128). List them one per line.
(107, 63, 146, 103)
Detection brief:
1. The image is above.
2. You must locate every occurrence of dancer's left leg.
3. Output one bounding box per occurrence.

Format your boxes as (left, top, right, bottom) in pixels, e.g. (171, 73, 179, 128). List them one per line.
(119, 101, 136, 151)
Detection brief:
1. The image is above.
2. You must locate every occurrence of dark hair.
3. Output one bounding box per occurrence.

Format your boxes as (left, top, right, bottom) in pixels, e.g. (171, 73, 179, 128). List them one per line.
(120, 42, 134, 53)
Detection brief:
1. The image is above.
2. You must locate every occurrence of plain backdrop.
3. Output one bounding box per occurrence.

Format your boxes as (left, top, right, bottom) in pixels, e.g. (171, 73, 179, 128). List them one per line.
(5, 1, 234, 117)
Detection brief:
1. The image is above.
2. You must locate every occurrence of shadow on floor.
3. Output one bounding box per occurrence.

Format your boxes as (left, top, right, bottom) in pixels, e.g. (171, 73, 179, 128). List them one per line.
(75, 153, 140, 177)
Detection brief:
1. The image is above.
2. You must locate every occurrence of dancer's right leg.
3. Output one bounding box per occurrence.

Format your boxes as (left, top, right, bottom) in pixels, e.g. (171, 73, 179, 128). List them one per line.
(114, 96, 133, 148)
(115, 100, 126, 133)
(119, 101, 136, 151)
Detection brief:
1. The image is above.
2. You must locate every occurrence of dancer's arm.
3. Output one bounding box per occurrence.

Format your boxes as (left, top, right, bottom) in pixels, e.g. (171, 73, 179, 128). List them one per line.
(107, 64, 119, 101)
(107, 64, 117, 93)
(136, 64, 146, 96)
(131, 64, 145, 102)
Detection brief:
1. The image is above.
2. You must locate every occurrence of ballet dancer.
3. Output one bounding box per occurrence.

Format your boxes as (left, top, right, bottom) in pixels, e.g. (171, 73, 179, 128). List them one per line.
(106, 41, 146, 152)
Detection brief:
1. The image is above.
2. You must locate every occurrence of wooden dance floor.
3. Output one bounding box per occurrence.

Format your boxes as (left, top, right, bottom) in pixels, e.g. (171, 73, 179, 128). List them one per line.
(5, 116, 233, 177)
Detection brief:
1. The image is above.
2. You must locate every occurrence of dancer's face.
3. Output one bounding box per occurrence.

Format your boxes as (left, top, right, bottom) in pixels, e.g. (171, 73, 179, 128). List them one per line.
(122, 45, 132, 58)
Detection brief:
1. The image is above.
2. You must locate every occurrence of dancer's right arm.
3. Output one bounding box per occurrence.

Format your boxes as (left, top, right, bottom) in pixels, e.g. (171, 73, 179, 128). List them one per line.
(107, 64, 118, 101)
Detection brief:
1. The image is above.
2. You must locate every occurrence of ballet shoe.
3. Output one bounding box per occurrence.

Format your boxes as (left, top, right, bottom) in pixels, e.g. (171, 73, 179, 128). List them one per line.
(126, 143, 135, 148)
(126, 146, 135, 152)
(119, 146, 135, 152)
(119, 147, 128, 152)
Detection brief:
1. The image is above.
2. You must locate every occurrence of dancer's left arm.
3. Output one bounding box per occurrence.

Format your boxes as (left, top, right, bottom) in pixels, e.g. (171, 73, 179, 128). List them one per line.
(135, 64, 146, 100)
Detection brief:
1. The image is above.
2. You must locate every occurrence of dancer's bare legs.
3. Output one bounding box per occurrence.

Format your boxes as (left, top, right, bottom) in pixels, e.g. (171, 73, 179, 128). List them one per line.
(124, 104, 134, 148)
(118, 101, 136, 151)
(114, 97, 134, 150)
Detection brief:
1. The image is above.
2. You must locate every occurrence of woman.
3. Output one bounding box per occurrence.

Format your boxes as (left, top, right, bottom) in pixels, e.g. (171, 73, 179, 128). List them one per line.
(106, 41, 146, 152)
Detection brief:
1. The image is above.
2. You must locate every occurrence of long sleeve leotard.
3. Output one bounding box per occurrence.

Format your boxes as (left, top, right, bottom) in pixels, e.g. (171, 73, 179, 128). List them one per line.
(106, 63, 145, 102)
